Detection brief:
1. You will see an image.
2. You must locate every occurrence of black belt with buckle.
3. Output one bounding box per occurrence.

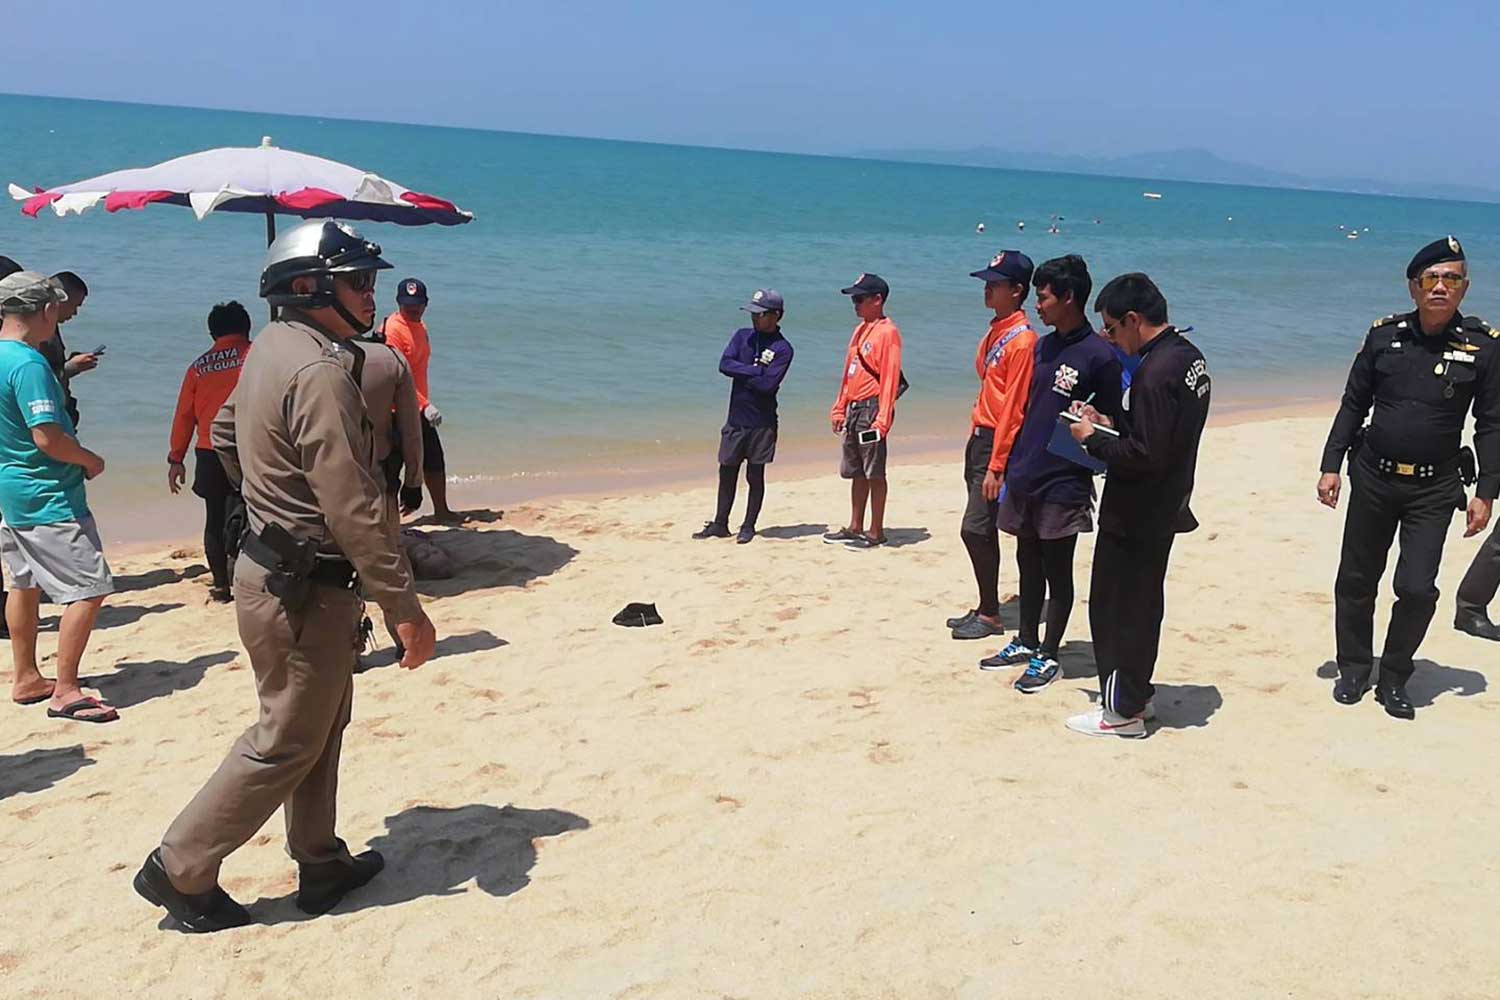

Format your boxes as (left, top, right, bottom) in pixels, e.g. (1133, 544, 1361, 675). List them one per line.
(1372, 454, 1460, 480)
(241, 531, 358, 590)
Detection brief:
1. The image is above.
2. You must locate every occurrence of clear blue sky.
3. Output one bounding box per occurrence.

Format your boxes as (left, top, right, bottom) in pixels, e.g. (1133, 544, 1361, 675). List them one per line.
(9, 0, 1496, 187)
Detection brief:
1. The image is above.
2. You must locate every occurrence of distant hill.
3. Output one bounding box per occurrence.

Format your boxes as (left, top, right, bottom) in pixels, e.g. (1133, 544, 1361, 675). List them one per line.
(850, 146, 1500, 205)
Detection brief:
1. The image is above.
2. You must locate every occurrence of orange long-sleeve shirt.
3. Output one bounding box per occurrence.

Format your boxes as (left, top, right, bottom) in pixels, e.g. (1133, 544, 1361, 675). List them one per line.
(971, 311, 1037, 474)
(829, 317, 903, 436)
(168, 334, 251, 462)
(381, 311, 432, 407)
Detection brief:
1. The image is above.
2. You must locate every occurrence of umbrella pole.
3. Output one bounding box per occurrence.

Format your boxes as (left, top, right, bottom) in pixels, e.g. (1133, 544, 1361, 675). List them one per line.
(265, 212, 278, 320)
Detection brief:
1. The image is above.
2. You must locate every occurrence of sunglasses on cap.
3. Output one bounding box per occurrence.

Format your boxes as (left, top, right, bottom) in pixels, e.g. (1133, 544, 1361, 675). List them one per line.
(1417, 271, 1468, 291)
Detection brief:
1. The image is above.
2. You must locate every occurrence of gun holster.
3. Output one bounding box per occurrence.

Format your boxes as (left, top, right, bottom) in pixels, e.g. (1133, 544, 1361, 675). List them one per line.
(1459, 446, 1477, 488)
(242, 524, 319, 613)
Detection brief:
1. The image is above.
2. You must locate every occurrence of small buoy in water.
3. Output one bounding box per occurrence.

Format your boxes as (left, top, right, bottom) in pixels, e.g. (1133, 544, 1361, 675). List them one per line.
(1017, 221, 1025, 230)
(1227, 216, 1233, 222)
(975, 222, 985, 233)
(1347, 232, 1359, 240)
(1338, 225, 1346, 230)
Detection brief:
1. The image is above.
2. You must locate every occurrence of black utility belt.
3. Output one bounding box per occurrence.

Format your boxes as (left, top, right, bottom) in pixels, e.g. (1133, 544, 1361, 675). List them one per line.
(241, 530, 358, 590)
(1368, 453, 1460, 480)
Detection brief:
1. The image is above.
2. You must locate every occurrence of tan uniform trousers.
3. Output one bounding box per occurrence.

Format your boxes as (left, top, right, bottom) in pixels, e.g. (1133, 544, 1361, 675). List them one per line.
(160, 557, 361, 894)
(377, 492, 413, 645)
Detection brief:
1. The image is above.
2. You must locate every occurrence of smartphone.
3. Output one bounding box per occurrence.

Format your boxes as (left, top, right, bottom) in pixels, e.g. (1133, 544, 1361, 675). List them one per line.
(92, 344, 107, 356)
(857, 428, 882, 445)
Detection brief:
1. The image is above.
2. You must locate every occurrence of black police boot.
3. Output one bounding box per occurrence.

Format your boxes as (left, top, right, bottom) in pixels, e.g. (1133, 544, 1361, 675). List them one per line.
(1332, 673, 1368, 705)
(133, 849, 252, 933)
(1455, 609, 1500, 642)
(296, 850, 385, 915)
(692, 521, 731, 539)
(1374, 679, 1416, 720)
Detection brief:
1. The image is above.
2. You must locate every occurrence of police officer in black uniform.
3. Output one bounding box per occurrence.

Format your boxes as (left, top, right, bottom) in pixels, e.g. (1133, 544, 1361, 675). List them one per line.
(1318, 237, 1500, 719)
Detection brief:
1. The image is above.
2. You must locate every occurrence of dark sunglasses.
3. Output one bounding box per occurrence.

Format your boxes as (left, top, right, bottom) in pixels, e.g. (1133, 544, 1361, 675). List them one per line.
(850, 293, 871, 304)
(340, 271, 378, 293)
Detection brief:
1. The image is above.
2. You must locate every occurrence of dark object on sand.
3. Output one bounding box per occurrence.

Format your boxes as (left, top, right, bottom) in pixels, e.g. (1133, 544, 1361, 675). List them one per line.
(613, 602, 663, 627)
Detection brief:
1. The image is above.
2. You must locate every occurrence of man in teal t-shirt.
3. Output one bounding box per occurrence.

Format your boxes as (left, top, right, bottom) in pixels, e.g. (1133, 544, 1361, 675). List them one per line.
(0, 271, 115, 723)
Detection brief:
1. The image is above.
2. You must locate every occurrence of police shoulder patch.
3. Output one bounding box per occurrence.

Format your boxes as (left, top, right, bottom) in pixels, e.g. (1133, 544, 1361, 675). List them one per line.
(1371, 313, 1401, 330)
(1462, 315, 1496, 338)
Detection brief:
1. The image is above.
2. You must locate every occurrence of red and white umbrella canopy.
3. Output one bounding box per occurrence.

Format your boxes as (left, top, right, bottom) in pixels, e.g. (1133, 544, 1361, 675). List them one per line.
(9, 137, 473, 227)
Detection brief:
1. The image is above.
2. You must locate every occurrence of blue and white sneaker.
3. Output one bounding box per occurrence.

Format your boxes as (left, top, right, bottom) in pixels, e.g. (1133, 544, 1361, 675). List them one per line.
(1013, 655, 1061, 693)
(979, 639, 1036, 671)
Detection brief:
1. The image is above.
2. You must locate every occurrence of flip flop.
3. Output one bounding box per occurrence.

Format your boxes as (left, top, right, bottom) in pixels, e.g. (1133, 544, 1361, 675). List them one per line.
(46, 696, 119, 724)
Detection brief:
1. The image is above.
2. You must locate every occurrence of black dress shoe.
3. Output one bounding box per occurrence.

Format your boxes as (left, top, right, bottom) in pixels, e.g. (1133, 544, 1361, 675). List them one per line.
(1455, 610, 1500, 641)
(297, 849, 385, 915)
(1374, 681, 1416, 720)
(1332, 674, 1368, 705)
(736, 526, 756, 544)
(692, 522, 731, 539)
(133, 849, 252, 933)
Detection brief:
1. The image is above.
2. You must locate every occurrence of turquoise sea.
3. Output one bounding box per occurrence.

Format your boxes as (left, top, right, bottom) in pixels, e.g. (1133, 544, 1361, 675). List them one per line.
(2, 93, 1498, 538)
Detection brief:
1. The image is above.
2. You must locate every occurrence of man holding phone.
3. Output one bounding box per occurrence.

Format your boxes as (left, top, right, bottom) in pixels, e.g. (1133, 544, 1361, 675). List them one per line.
(42, 271, 95, 428)
(825, 274, 903, 549)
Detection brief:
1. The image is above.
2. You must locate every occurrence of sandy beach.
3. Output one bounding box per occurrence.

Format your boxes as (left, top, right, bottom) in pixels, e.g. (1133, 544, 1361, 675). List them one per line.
(3, 410, 1498, 1000)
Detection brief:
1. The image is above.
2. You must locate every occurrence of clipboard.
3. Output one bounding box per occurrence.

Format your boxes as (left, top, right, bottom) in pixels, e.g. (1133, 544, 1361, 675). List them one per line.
(1046, 412, 1118, 474)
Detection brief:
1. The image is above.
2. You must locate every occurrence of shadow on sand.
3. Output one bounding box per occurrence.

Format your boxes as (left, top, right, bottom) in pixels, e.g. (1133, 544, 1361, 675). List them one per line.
(112, 565, 208, 593)
(1316, 659, 1486, 708)
(96, 602, 184, 630)
(86, 651, 239, 710)
(251, 803, 590, 923)
(0, 745, 94, 800)
(358, 630, 508, 672)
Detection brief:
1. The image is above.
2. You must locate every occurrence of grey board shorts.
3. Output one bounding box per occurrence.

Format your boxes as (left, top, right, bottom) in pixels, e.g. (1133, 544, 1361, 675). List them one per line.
(0, 515, 115, 604)
(719, 424, 778, 466)
(840, 398, 887, 480)
(996, 489, 1093, 540)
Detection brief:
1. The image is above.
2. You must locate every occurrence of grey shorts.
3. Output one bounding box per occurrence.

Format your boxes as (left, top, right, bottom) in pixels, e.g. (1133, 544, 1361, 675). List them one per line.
(996, 489, 1093, 540)
(962, 427, 998, 536)
(719, 424, 777, 466)
(840, 398, 888, 480)
(0, 516, 115, 604)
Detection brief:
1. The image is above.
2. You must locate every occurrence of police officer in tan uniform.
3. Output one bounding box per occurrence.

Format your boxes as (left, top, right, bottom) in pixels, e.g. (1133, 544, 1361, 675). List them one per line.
(134, 220, 437, 932)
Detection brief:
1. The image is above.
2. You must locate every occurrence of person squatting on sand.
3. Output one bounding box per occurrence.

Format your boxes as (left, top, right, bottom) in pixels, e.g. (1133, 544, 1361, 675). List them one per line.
(1065, 272, 1210, 738)
(824, 273, 903, 550)
(0, 271, 115, 722)
(947, 251, 1036, 642)
(135, 220, 436, 932)
(1318, 237, 1498, 719)
(693, 288, 794, 544)
(167, 301, 253, 603)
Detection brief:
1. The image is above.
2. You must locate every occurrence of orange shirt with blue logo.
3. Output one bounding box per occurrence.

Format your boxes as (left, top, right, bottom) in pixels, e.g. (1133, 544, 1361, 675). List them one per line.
(168, 334, 251, 462)
(830, 317, 903, 436)
(971, 310, 1037, 474)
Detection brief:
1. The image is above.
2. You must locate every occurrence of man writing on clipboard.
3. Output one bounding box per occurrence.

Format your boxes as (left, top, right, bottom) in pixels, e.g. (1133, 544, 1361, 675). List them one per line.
(1065, 273, 1210, 739)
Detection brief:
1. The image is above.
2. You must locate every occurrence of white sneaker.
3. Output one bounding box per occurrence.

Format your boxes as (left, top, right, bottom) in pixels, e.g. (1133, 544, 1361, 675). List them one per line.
(1066, 707, 1146, 739)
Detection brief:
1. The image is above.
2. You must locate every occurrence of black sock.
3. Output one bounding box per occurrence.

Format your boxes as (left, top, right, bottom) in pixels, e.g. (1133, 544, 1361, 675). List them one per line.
(713, 464, 737, 525)
(1016, 536, 1045, 647)
(742, 463, 766, 530)
(961, 529, 1001, 618)
(1037, 535, 1078, 656)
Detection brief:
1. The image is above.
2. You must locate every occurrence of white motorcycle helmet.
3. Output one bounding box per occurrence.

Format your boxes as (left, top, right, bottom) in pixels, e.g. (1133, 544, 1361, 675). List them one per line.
(259, 219, 392, 333)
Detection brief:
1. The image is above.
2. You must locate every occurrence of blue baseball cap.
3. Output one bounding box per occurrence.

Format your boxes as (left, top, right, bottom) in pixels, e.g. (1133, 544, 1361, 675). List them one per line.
(970, 250, 1034, 284)
(742, 288, 784, 314)
(395, 277, 428, 305)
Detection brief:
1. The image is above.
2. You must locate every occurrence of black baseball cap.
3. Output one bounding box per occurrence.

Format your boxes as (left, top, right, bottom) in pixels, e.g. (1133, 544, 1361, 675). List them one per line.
(840, 273, 889, 298)
(396, 277, 428, 305)
(970, 250, 1034, 285)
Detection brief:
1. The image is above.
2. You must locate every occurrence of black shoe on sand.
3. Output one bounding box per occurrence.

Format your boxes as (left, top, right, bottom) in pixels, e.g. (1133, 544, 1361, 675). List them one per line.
(297, 850, 386, 915)
(133, 849, 252, 933)
(693, 522, 731, 539)
(946, 609, 979, 630)
(1374, 680, 1415, 720)
(736, 526, 756, 544)
(1332, 674, 1368, 706)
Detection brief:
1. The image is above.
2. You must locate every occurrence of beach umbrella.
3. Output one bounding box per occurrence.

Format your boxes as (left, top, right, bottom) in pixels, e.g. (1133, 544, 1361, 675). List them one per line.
(9, 136, 474, 246)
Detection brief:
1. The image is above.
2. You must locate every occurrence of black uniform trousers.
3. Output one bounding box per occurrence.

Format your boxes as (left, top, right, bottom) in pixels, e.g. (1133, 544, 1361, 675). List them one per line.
(1456, 519, 1500, 616)
(1334, 451, 1461, 684)
(192, 448, 233, 591)
(1089, 529, 1176, 718)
